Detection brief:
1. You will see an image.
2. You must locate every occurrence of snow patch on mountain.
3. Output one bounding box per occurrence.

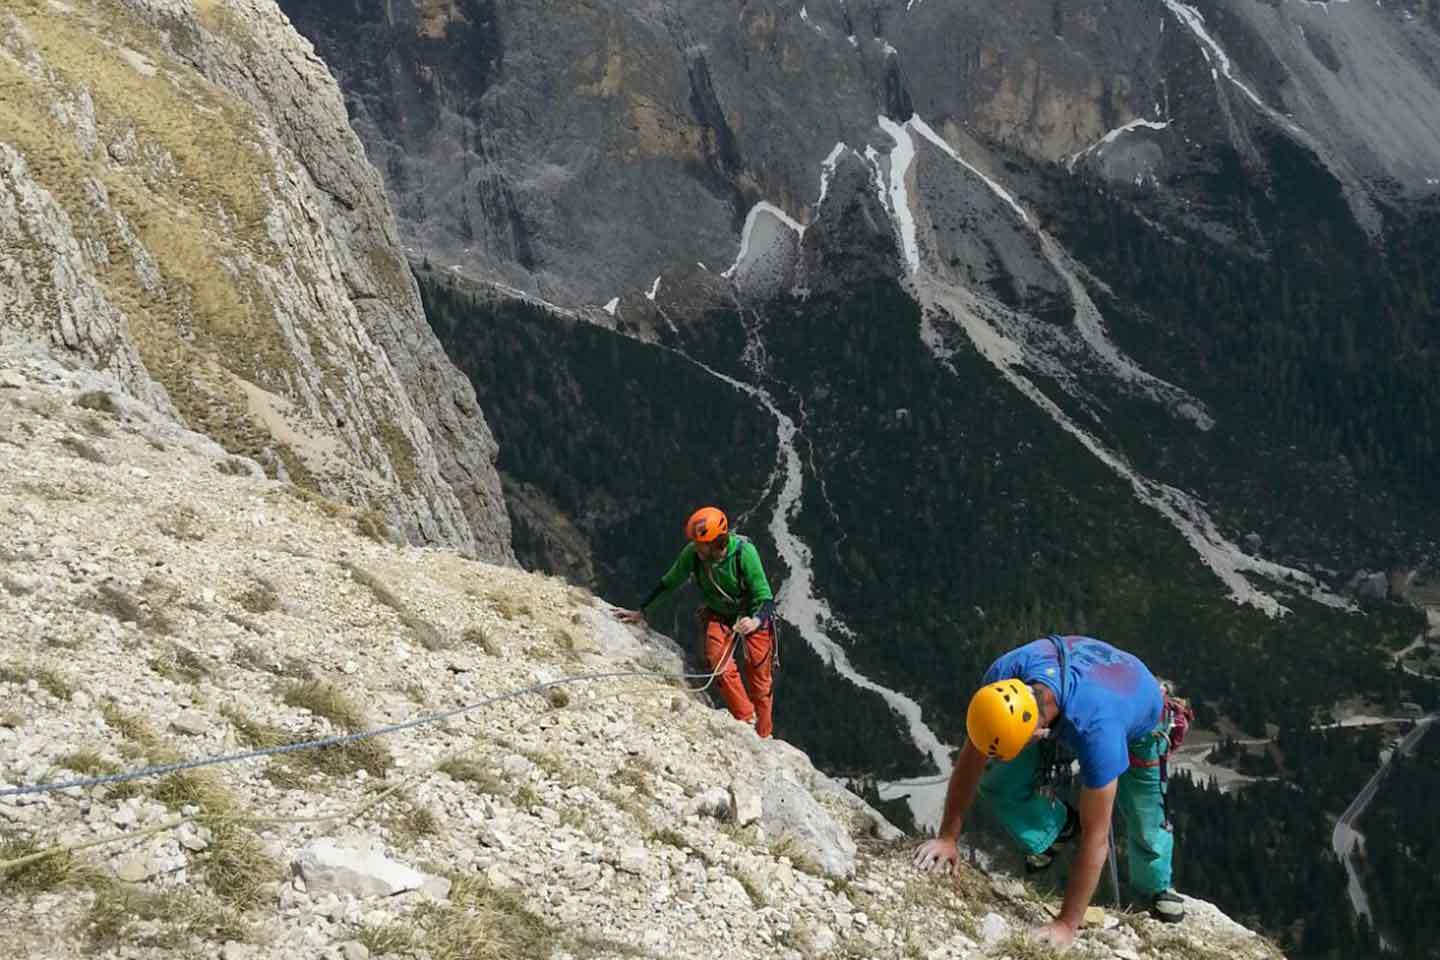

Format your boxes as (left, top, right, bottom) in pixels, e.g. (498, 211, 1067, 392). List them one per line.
(721, 202, 804, 279)
(1162, 0, 1271, 112)
(876, 117, 921, 273)
(1069, 119, 1172, 170)
(816, 142, 849, 211)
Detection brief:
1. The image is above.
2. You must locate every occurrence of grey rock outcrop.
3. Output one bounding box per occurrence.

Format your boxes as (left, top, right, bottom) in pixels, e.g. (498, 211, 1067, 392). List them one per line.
(759, 768, 858, 880)
(0, 0, 512, 562)
(281, 0, 1440, 307)
(293, 838, 443, 899)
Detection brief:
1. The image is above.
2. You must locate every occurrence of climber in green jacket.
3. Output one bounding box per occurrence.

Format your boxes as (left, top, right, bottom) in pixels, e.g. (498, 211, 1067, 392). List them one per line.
(619, 506, 778, 737)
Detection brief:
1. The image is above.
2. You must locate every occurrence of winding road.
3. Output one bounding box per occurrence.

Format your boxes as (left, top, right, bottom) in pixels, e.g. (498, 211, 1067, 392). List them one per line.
(1331, 714, 1436, 950)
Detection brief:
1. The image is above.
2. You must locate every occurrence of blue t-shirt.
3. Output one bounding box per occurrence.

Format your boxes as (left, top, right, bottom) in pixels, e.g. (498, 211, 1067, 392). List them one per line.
(981, 636, 1163, 789)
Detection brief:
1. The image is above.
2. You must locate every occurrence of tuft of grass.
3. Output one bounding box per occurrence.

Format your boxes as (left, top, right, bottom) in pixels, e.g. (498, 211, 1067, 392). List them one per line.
(356, 510, 392, 544)
(523, 751, 566, 781)
(86, 878, 252, 949)
(0, 710, 22, 729)
(100, 702, 167, 756)
(462, 624, 499, 656)
(547, 688, 570, 709)
(157, 506, 207, 542)
(344, 563, 448, 650)
(200, 820, 281, 910)
(104, 782, 146, 802)
(514, 784, 542, 813)
(150, 770, 236, 815)
(608, 764, 652, 797)
(285, 484, 344, 518)
(58, 750, 119, 777)
(0, 663, 73, 701)
(235, 577, 280, 615)
(647, 828, 713, 866)
(769, 835, 824, 877)
(260, 759, 311, 789)
(149, 644, 210, 683)
(437, 757, 506, 796)
(79, 414, 112, 438)
(0, 835, 81, 892)
(281, 681, 391, 776)
(571, 935, 652, 959)
(994, 932, 1059, 960)
(214, 457, 252, 477)
(74, 391, 118, 415)
(735, 871, 766, 908)
(145, 770, 280, 909)
(546, 627, 583, 663)
(86, 584, 172, 635)
(387, 798, 440, 847)
(231, 642, 310, 679)
(88, 585, 143, 624)
(421, 872, 560, 960)
(220, 706, 286, 749)
(283, 679, 367, 731)
(357, 923, 423, 957)
(486, 588, 532, 621)
(558, 807, 590, 832)
(58, 434, 105, 463)
(404, 682, 428, 705)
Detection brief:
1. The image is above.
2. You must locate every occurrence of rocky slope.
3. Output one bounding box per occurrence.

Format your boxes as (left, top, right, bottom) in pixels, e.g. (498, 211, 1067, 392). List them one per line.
(0, 0, 512, 562)
(0, 346, 1282, 959)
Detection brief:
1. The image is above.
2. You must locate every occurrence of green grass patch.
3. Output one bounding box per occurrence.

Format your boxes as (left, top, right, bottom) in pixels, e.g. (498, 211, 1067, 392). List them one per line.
(87, 878, 252, 949)
(437, 757, 507, 796)
(462, 624, 499, 656)
(0, 663, 73, 701)
(149, 643, 209, 683)
(344, 563, 449, 650)
(58, 434, 105, 463)
(235, 577, 280, 615)
(0, 835, 82, 893)
(357, 923, 423, 956)
(58, 749, 120, 777)
(283, 679, 367, 731)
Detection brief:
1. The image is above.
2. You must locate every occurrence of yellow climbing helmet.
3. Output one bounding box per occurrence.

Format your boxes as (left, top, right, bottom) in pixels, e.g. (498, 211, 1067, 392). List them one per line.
(966, 679, 1039, 761)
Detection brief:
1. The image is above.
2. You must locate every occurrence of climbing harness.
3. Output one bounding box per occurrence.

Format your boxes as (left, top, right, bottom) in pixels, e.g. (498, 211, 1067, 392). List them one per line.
(691, 532, 778, 679)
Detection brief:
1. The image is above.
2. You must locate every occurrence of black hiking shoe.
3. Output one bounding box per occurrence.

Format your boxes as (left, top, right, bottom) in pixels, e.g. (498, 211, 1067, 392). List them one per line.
(1024, 801, 1079, 874)
(1151, 888, 1185, 923)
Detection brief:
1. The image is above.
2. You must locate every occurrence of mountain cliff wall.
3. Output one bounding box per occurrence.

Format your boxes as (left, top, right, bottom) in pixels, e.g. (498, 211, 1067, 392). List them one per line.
(0, 0, 513, 562)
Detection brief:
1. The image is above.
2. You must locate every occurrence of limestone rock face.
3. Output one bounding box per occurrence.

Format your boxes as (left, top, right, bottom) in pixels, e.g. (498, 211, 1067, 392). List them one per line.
(0, 0, 512, 562)
(280, 0, 1440, 306)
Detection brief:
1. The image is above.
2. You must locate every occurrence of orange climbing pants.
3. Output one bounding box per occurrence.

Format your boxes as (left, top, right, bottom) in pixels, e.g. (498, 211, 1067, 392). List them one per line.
(700, 609, 774, 738)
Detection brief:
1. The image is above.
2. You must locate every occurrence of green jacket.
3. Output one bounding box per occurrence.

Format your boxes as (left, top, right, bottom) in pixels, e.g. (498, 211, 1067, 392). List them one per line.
(644, 535, 774, 621)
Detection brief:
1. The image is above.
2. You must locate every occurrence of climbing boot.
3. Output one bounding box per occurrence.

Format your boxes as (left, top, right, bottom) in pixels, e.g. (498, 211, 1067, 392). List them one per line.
(1151, 888, 1185, 923)
(1024, 801, 1079, 874)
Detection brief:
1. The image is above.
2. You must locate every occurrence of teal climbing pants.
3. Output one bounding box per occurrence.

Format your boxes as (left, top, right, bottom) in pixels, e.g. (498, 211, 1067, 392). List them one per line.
(977, 731, 1173, 897)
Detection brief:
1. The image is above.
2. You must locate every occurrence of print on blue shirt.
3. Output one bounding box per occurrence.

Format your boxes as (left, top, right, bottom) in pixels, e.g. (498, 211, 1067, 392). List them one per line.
(980, 636, 1163, 788)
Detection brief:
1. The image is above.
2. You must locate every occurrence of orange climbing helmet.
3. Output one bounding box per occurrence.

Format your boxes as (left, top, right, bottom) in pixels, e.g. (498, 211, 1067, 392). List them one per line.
(966, 679, 1039, 761)
(684, 506, 729, 543)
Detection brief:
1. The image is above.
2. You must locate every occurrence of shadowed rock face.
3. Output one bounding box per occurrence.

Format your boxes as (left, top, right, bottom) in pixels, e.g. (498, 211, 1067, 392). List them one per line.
(281, 0, 1440, 306)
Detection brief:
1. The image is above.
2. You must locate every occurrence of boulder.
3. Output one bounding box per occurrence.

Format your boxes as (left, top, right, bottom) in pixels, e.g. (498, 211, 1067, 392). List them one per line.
(293, 838, 435, 898)
(759, 769, 856, 879)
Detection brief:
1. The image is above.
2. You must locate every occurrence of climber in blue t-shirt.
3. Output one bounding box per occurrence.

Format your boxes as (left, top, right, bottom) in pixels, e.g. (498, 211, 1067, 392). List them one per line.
(914, 635, 1186, 947)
